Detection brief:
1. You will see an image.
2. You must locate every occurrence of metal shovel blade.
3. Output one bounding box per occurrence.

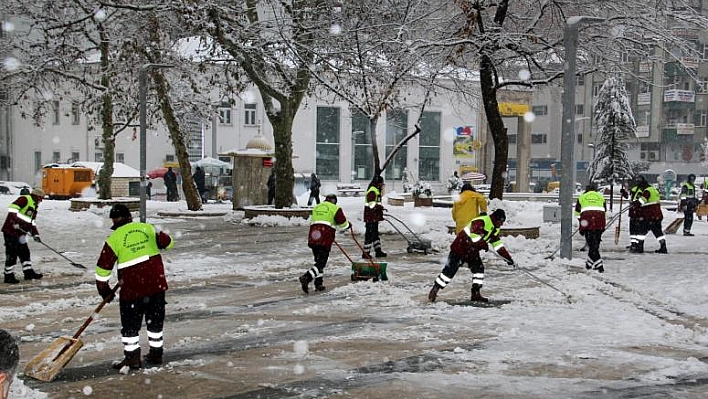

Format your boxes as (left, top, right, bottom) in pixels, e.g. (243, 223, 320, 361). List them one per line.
(24, 336, 84, 382)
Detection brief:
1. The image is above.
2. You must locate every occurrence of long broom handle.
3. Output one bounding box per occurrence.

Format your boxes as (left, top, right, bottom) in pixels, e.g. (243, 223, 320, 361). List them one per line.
(72, 284, 120, 339)
(615, 191, 623, 244)
(350, 228, 379, 268)
(333, 240, 355, 263)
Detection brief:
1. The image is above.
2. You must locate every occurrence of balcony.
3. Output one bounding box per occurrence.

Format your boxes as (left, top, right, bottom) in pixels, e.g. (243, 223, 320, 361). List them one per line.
(664, 89, 695, 103)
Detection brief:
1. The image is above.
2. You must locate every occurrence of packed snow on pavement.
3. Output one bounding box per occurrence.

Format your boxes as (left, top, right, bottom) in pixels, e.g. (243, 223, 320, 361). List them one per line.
(3, 191, 708, 398)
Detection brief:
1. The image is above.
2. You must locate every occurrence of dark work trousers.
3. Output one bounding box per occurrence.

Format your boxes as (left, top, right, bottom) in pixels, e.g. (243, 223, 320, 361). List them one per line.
(583, 230, 602, 270)
(683, 199, 698, 233)
(629, 217, 641, 245)
(644, 219, 665, 241)
(364, 222, 381, 254)
(306, 244, 330, 287)
(119, 291, 166, 350)
(434, 251, 484, 289)
(4, 233, 32, 274)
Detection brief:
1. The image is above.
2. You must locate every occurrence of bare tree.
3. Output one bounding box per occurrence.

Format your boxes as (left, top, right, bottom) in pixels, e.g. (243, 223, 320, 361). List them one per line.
(448, 0, 708, 199)
(307, 0, 455, 182)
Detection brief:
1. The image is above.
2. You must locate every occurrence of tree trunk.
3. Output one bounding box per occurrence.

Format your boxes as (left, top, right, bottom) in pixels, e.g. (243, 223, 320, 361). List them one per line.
(152, 71, 202, 211)
(97, 26, 113, 200)
(479, 55, 508, 200)
(272, 108, 295, 209)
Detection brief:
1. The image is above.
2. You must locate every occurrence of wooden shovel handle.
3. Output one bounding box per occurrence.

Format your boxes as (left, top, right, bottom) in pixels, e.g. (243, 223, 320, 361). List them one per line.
(73, 284, 120, 339)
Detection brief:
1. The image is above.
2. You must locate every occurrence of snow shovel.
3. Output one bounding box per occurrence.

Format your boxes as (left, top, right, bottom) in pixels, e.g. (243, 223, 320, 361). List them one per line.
(24, 284, 119, 382)
(19, 228, 86, 269)
(348, 229, 388, 281)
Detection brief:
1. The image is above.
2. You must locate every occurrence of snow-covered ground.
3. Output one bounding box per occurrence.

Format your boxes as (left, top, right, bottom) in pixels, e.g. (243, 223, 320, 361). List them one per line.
(3, 190, 708, 398)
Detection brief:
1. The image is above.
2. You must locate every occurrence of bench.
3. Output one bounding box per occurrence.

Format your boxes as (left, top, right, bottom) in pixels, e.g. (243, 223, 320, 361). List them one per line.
(337, 184, 366, 197)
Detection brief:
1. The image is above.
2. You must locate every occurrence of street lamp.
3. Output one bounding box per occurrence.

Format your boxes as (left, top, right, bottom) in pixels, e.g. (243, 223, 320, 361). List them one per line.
(351, 130, 364, 183)
(139, 63, 173, 222)
(560, 16, 605, 259)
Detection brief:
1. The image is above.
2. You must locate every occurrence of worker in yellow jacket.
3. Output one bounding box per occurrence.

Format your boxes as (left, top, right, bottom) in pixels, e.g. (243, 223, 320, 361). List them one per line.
(452, 183, 488, 234)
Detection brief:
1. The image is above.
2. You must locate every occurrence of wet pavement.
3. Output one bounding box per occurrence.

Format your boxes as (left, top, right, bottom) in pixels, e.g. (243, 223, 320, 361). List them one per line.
(5, 214, 708, 399)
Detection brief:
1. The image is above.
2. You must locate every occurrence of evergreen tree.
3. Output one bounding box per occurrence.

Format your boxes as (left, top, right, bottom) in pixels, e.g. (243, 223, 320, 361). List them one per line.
(588, 75, 636, 184)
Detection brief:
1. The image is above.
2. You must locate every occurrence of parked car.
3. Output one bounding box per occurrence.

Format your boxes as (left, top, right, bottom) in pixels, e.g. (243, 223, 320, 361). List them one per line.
(0, 181, 32, 196)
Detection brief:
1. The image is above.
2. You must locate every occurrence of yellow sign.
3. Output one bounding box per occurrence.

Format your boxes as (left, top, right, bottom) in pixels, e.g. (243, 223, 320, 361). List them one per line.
(459, 165, 478, 174)
(498, 102, 530, 116)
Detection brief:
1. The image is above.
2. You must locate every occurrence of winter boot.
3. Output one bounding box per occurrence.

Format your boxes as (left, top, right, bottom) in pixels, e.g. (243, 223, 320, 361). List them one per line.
(23, 269, 43, 280)
(4, 273, 19, 284)
(299, 274, 311, 294)
(144, 347, 163, 365)
(630, 241, 644, 254)
(314, 277, 326, 292)
(113, 349, 142, 370)
(470, 284, 488, 303)
(374, 250, 387, 258)
(362, 251, 371, 259)
(683, 231, 694, 236)
(428, 284, 441, 302)
(655, 242, 668, 254)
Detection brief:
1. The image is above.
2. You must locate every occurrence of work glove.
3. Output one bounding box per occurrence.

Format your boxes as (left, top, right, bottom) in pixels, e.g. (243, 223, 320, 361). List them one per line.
(506, 258, 516, 268)
(479, 211, 487, 216)
(33, 235, 41, 243)
(620, 188, 628, 198)
(96, 281, 115, 303)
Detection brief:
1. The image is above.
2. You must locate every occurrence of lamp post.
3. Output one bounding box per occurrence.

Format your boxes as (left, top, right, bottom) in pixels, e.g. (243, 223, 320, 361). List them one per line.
(351, 130, 364, 183)
(560, 16, 605, 259)
(139, 63, 173, 222)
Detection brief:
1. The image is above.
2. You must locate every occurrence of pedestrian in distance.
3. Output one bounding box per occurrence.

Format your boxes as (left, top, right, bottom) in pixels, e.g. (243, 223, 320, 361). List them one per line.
(0, 328, 19, 399)
(428, 209, 515, 303)
(452, 183, 488, 234)
(575, 182, 606, 273)
(193, 166, 207, 203)
(299, 194, 350, 294)
(632, 176, 668, 253)
(2, 188, 45, 284)
(95, 204, 174, 370)
(363, 175, 387, 258)
(307, 172, 321, 206)
(679, 173, 699, 236)
(267, 169, 276, 205)
(163, 167, 179, 202)
(146, 180, 153, 200)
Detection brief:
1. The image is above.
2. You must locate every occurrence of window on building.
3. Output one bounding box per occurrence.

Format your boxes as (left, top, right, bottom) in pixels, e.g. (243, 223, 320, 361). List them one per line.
(315, 106, 340, 180)
(71, 151, 80, 162)
(52, 151, 60, 163)
(508, 134, 517, 144)
(531, 105, 547, 116)
(244, 103, 257, 126)
(34, 151, 42, 172)
(576, 75, 584, 86)
(52, 101, 60, 125)
(218, 101, 232, 125)
(71, 102, 80, 125)
(385, 109, 408, 182)
(418, 111, 441, 181)
(165, 154, 175, 162)
(697, 81, 708, 94)
(575, 104, 584, 115)
(593, 84, 602, 97)
(94, 152, 103, 162)
(116, 153, 125, 163)
(697, 111, 707, 127)
(577, 134, 583, 144)
(186, 119, 203, 162)
(531, 133, 547, 144)
(352, 110, 373, 180)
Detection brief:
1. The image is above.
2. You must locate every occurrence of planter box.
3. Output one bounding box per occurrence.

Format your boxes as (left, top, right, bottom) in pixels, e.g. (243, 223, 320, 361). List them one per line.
(414, 197, 433, 207)
(388, 197, 405, 206)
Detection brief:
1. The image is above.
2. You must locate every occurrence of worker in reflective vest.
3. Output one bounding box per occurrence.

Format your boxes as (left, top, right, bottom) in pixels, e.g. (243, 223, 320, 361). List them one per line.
(299, 194, 350, 294)
(95, 204, 174, 371)
(428, 209, 514, 303)
(679, 173, 698, 236)
(574, 183, 606, 273)
(363, 175, 386, 258)
(633, 177, 667, 253)
(2, 188, 45, 284)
